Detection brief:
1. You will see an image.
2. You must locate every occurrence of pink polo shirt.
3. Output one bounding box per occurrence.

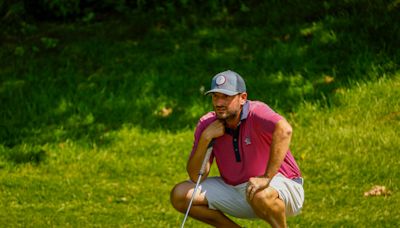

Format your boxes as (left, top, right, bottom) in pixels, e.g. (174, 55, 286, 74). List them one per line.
(190, 100, 301, 186)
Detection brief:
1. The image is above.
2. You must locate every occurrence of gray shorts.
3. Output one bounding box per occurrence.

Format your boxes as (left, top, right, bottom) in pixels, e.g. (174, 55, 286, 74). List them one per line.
(197, 173, 304, 218)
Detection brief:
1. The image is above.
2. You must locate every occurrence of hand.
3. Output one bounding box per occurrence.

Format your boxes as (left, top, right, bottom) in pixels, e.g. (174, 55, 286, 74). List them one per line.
(246, 176, 271, 201)
(201, 120, 225, 141)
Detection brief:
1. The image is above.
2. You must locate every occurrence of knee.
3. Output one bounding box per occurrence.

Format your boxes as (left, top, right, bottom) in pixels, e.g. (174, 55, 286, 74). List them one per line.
(249, 188, 278, 210)
(170, 182, 190, 212)
(250, 189, 287, 227)
(252, 190, 271, 203)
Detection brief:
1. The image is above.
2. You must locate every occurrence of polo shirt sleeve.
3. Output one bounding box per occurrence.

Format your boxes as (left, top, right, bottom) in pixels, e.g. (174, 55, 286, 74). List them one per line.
(190, 119, 204, 158)
(253, 103, 283, 134)
(189, 113, 216, 162)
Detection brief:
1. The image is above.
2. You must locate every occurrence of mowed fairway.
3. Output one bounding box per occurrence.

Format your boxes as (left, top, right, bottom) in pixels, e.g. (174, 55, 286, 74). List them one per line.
(1, 74, 399, 227)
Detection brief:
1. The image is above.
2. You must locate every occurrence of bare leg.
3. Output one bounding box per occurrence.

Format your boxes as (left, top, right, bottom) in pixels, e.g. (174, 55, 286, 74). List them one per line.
(170, 181, 241, 228)
(247, 187, 286, 228)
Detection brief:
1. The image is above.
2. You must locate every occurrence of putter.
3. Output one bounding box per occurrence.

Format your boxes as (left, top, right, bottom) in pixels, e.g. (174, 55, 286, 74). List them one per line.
(180, 140, 214, 228)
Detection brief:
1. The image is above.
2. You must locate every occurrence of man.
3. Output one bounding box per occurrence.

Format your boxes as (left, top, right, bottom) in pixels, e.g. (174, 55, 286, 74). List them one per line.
(171, 70, 304, 227)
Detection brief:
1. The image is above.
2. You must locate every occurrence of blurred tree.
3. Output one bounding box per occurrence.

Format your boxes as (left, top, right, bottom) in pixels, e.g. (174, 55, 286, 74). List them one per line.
(0, 0, 25, 37)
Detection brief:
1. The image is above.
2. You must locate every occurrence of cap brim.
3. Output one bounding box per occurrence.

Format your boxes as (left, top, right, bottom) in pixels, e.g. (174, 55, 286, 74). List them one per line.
(204, 89, 239, 96)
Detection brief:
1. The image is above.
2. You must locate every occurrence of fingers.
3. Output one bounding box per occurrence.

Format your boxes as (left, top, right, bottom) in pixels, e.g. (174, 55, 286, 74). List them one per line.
(214, 119, 225, 130)
(209, 120, 225, 137)
(246, 183, 259, 201)
(246, 177, 270, 201)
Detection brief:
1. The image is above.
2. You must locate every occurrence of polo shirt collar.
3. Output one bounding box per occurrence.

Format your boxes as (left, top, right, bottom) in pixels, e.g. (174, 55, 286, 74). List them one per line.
(225, 100, 250, 135)
(240, 100, 250, 121)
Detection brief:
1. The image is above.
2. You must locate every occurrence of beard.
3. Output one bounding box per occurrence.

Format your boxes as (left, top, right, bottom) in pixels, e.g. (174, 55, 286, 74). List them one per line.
(214, 106, 240, 121)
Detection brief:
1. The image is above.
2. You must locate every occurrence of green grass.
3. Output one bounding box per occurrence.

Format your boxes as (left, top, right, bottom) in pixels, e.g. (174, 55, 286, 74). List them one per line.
(0, 73, 399, 227)
(289, 75, 400, 227)
(1, 1, 400, 226)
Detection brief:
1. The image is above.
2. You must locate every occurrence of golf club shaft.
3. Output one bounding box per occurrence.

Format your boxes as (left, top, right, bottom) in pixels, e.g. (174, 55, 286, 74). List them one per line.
(181, 140, 214, 228)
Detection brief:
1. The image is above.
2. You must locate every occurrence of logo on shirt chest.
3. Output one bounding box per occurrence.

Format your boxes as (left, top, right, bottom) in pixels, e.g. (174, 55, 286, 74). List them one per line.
(244, 137, 251, 145)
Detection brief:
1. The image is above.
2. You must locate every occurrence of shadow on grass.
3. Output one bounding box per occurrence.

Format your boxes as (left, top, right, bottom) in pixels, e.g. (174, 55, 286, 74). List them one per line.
(0, 1, 399, 150)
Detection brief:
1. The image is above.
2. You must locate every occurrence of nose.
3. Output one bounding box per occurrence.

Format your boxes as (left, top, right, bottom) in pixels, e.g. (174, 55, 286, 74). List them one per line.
(213, 95, 225, 106)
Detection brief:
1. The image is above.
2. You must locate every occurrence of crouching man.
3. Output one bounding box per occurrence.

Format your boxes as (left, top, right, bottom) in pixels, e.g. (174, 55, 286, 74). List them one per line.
(171, 70, 304, 227)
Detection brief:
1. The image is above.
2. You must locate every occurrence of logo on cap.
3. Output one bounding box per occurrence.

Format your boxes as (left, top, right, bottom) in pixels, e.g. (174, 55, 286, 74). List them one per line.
(216, 75, 226, 85)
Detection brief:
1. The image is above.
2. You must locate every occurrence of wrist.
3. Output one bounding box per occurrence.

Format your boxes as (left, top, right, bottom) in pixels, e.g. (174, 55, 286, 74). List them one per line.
(200, 131, 213, 142)
(263, 172, 274, 181)
(263, 176, 271, 182)
(200, 133, 213, 146)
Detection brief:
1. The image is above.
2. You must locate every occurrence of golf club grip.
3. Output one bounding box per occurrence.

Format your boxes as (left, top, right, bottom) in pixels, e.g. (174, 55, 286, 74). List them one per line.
(199, 139, 214, 175)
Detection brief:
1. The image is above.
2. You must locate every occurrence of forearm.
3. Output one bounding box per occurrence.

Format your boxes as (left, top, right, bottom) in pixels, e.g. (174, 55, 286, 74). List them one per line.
(186, 134, 213, 182)
(264, 119, 292, 179)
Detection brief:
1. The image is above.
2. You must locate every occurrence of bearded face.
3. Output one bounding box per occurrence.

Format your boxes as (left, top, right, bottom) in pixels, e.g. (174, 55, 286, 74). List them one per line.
(212, 93, 247, 122)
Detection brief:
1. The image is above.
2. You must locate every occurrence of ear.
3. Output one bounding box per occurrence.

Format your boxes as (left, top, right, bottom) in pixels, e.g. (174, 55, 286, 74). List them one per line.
(239, 92, 247, 105)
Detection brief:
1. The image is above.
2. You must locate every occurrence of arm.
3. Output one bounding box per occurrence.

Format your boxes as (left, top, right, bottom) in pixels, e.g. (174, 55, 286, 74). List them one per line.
(247, 118, 293, 200)
(186, 120, 224, 182)
(264, 118, 293, 179)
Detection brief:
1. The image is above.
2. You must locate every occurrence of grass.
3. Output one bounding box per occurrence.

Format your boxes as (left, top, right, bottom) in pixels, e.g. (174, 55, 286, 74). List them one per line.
(0, 73, 399, 227)
(1, 1, 399, 226)
(289, 76, 400, 227)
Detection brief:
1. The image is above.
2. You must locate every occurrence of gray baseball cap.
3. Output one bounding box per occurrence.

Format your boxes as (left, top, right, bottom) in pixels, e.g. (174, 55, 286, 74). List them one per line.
(205, 70, 246, 96)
